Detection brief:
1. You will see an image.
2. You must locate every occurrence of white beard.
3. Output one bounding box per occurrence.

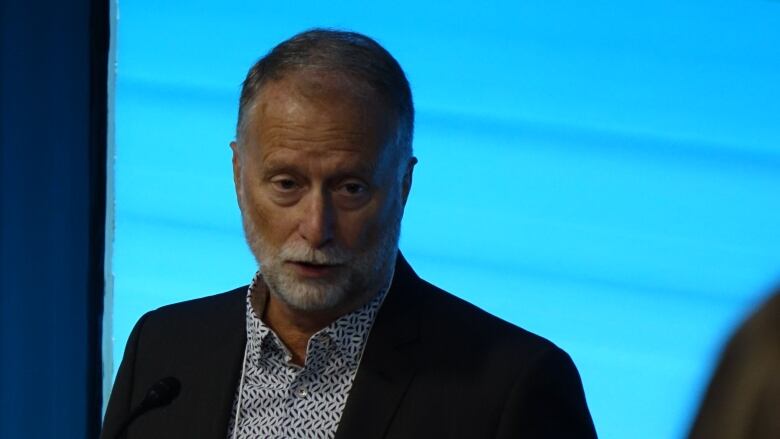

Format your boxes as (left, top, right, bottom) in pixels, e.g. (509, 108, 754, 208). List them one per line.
(240, 207, 400, 312)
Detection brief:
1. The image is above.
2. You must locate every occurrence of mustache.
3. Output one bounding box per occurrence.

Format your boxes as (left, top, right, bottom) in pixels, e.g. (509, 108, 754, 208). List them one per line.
(279, 241, 350, 265)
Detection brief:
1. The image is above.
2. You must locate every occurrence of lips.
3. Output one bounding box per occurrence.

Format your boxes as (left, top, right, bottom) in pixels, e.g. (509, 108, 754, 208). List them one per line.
(287, 261, 342, 278)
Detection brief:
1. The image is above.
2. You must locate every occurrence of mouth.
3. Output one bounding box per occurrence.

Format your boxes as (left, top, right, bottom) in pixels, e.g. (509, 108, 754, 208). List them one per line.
(287, 261, 343, 278)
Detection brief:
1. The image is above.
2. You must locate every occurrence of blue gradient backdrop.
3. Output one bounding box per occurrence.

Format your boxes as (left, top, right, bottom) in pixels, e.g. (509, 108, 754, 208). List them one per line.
(109, 2, 780, 438)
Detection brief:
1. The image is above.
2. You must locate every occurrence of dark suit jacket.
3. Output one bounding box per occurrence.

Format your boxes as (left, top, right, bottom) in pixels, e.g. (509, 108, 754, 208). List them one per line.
(101, 255, 597, 438)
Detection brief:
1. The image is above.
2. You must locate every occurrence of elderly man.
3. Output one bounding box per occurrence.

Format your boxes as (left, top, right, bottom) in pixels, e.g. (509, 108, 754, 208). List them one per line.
(101, 29, 597, 439)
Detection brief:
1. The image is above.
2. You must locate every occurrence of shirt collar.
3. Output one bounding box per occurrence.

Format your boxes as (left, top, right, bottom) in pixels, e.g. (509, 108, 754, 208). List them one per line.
(244, 268, 393, 368)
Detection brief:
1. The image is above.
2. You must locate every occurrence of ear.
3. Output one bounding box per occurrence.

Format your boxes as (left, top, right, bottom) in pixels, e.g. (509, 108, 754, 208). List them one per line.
(400, 156, 417, 207)
(230, 141, 243, 208)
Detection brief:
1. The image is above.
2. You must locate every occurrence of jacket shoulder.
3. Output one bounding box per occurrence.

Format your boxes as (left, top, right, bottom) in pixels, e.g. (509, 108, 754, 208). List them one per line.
(129, 285, 248, 364)
(417, 278, 560, 360)
(101, 286, 249, 439)
(147, 286, 247, 325)
(373, 268, 597, 438)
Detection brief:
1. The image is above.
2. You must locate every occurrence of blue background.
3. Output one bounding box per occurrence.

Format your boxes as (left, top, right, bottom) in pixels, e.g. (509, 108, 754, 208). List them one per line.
(110, 1, 780, 438)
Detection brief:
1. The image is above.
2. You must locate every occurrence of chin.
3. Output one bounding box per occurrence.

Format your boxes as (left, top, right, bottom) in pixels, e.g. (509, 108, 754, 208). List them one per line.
(268, 272, 352, 312)
(239, 201, 402, 313)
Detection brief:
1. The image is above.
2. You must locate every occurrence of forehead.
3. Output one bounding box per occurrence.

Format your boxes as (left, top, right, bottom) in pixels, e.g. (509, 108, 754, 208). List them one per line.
(255, 71, 388, 127)
(245, 71, 398, 164)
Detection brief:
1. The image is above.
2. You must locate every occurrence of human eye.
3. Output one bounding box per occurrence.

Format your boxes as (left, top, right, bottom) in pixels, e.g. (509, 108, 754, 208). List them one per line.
(334, 179, 370, 208)
(266, 175, 304, 205)
(270, 176, 300, 192)
(340, 181, 367, 195)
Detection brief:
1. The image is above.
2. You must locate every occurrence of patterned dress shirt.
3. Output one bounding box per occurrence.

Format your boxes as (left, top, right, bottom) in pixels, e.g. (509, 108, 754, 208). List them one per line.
(226, 271, 390, 439)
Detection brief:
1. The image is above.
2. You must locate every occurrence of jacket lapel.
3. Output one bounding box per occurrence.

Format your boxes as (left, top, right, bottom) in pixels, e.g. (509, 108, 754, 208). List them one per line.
(185, 288, 248, 439)
(124, 288, 248, 439)
(334, 254, 423, 439)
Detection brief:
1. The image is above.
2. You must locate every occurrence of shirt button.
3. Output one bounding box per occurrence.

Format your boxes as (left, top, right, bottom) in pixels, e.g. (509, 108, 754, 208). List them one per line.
(295, 387, 308, 398)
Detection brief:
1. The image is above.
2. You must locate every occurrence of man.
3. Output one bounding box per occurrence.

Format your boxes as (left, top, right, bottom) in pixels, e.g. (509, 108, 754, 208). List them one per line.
(101, 29, 597, 439)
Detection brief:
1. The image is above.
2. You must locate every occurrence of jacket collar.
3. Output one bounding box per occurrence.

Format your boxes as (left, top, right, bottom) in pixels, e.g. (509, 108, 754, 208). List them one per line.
(334, 252, 424, 439)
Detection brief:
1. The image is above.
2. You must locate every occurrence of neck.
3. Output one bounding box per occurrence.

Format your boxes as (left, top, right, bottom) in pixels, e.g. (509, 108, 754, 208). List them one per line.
(254, 288, 374, 366)
(251, 259, 395, 366)
(264, 296, 328, 366)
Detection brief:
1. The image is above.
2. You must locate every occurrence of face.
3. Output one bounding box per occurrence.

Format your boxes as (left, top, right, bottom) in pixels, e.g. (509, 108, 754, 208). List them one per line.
(231, 71, 413, 314)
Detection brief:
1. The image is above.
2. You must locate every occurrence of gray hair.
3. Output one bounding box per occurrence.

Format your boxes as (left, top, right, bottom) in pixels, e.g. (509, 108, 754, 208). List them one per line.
(236, 29, 414, 161)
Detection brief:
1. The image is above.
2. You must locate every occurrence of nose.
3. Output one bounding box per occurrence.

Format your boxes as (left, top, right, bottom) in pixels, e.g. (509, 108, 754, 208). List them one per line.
(298, 189, 335, 248)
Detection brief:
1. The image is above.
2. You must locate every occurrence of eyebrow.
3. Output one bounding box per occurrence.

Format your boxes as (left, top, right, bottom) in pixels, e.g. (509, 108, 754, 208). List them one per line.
(260, 161, 300, 178)
(260, 159, 379, 181)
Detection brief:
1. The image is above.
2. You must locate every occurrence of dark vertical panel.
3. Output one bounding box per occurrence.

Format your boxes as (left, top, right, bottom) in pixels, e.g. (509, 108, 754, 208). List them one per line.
(0, 0, 107, 437)
(88, 0, 109, 433)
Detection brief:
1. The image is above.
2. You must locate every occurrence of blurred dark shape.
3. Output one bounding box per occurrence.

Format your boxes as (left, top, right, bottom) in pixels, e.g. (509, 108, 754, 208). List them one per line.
(688, 289, 780, 439)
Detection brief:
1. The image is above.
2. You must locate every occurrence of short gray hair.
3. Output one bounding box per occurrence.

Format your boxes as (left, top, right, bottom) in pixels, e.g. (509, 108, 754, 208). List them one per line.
(236, 29, 414, 160)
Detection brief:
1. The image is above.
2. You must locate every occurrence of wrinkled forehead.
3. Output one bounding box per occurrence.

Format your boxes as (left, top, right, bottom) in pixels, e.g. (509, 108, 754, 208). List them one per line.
(255, 69, 389, 118)
(285, 69, 379, 102)
(248, 71, 397, 144)
(241, 71, 401, 168)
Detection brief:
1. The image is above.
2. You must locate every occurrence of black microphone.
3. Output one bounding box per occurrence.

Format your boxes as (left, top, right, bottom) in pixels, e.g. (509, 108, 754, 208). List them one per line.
(114, 377, 181, 438)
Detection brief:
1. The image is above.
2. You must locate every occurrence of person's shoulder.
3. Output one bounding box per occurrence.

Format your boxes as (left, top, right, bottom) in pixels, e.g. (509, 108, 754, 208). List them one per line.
(139, 285, 247, 334)
(153, 285, 247, 317)
(416, 277, 565, 363)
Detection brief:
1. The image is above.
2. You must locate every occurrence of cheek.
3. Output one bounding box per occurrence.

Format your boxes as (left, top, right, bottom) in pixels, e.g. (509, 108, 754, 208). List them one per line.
(338, 215, 374, 250)
(339, 193, 400, 249)
(241, 184, 289, 245)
